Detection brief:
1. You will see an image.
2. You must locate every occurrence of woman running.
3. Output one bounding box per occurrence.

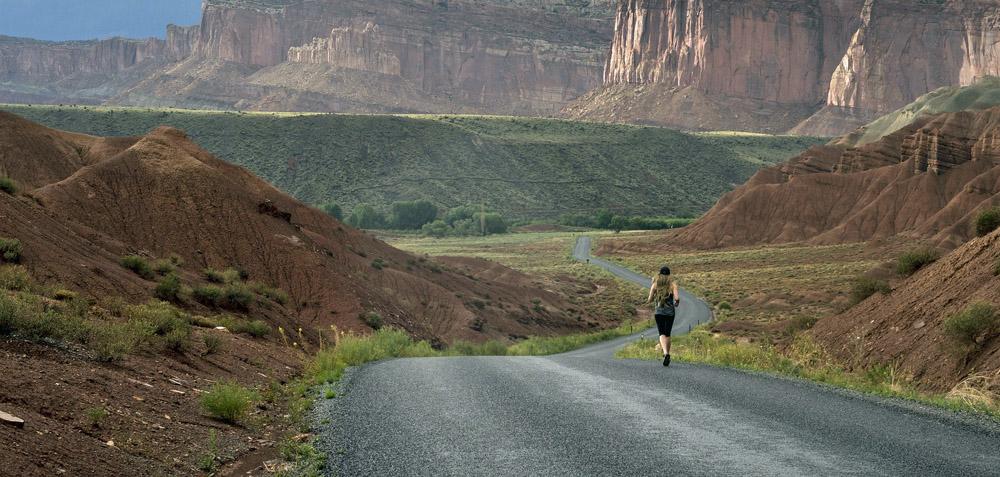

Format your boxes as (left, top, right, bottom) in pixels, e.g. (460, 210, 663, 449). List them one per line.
(647, 266, 680, 367)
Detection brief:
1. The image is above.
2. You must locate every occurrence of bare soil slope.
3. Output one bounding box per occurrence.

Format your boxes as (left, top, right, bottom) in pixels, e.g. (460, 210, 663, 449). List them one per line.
(2, 111, 607, 343)
(812, 230, 1000, 393)
(669, 107, 1000, 249)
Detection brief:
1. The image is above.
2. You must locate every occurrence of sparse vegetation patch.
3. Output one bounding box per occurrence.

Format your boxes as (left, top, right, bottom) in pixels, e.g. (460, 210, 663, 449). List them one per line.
(975, 206, 1000, 237)
(0, 237, 22, 263)
(896, 248, 940, 277)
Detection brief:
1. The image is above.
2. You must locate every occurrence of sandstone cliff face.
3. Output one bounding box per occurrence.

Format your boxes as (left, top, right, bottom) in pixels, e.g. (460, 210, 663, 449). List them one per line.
(0, 36, 167, 81)
(570, 0, 1000, 135)
(166, 24, 200, 62)
(567, 0, 863, 131)
(124, 0, 613, 114)
(603, 0, 862, 104)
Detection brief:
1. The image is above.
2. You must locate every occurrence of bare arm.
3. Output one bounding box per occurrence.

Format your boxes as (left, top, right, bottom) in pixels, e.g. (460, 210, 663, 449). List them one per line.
(647, 276, 657, 303)
(673, 281, 680, 306)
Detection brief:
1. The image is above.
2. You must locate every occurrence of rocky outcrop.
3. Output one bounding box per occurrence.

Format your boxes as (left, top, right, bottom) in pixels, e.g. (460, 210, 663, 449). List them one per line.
(668, 106, 1000, 248)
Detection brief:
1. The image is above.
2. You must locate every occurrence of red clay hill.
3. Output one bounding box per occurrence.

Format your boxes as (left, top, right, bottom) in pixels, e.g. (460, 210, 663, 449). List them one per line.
(812, 228, 1000, 394)
(0, 111, 606, 344)
(666, 107, 1000, 250)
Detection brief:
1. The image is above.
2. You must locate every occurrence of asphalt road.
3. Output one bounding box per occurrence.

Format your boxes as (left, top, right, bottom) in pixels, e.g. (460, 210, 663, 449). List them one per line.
(320, 237, 1000, 476)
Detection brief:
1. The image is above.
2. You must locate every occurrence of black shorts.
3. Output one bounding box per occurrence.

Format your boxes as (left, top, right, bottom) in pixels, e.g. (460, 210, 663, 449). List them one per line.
(655, 314, 676, 337)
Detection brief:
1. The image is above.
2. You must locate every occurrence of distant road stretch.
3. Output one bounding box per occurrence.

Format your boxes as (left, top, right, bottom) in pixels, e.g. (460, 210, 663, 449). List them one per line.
(321, 236, 1000, 476)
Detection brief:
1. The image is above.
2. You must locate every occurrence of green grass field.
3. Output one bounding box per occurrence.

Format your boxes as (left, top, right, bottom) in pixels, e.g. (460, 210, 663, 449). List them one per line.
(1, 104, 823, 221)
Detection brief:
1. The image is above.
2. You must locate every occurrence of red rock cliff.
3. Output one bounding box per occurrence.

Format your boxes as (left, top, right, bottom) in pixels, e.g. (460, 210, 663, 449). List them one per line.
(603, 0, 862, 104)
(0, 36, 168, 81)
(826, 0, 1000, 115)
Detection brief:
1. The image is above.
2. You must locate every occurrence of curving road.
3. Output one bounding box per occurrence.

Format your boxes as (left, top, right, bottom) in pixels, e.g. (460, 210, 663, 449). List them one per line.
(319, 237, 1000, 476)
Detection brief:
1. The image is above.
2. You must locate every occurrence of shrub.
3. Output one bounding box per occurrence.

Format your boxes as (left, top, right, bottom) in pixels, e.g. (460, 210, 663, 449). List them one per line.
(201, 382, 257, 423)
(944, 303, 999, 347)
(152, 259, 177, 276)
(896, 248, 940, 277)
(250, 282, 289, 305)
(193, 285, 223, 305)
(120, 255, 154, 280)
(371, 258, 385, 270)
(421, 220, 450, 238)
(126, 301, 191, 352)
(221, 283, 254, 310)
(0, 265, 30, 291)
(850, 278, 892, 305)
(203, 268, 241, 284)
(154, 273, 183, 302)
(85, 407, 108, 428)
(717, 302, 732, 311)
(203, 334, 223, 355)
(974, 207, 1000, 237)
(0, 238, 22, 263)
(52, 289, 78, 301)
(0, 177, 16, 195)
(88, 322, 151, 361)
(234, 319, 271, 338)
(361, 311, 383, 330)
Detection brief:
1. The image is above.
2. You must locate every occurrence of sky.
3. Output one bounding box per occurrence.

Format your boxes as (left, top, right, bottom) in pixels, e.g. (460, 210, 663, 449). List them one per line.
(0, 0, 203, 41)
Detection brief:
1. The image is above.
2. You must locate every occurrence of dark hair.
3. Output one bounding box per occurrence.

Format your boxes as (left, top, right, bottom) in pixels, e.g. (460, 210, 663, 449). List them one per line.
(659, 266, 671, 276)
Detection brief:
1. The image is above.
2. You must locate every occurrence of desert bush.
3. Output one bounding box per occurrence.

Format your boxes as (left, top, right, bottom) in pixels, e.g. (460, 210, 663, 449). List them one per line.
(201, 382, 257, 423)
(126, 301, 192, 352)
(896, 248, 940, 277)
(717, 302, 732, 311)
(216, 315, 271, 338)
(0, 265, 30, 291)
(361, 311, 383, 330)
(0, 238, 22, 263)
(154, 273, 183, 302)
(84, 407, 108, 428)
(152, 259, 177, 276)
(250, 282, 289, 305)
(52, 289, 78, 301)
(850, 277, 892, 305)
(203, 334, 223, 355)
(371, 258, 385, 270)
(221, 283, 254, 310)
(944, 303, 999, 348)
(88, 321, 151, 361)
(974, 207, 1000, 237)
(0, 177, 16, 195)
(203, 267, 241, 284)
(120, 255, 154, 280)
(193, 285, 223, 305)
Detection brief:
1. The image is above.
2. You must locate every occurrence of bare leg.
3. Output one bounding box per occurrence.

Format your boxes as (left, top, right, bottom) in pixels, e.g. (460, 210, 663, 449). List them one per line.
(659, 335, 671, 356)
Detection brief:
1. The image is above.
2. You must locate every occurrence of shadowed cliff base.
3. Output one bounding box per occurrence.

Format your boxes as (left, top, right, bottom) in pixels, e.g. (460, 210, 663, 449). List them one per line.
(561, 84, 823, 134)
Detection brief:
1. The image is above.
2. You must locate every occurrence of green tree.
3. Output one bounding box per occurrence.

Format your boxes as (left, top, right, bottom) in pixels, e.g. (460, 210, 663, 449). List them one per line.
(421, 220, 450, 238)
(595, 209, 614, 229)
(478, 213, 508, 235)
(347, 204, 386, 229)
(390, 200, 438, 230)
(321, 203, 344, 221)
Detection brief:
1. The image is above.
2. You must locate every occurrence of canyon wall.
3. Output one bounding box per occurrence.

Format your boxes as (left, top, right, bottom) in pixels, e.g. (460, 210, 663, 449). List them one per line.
(568, 0, 1000, 135)
(134, 0, 614, 114)
(0, 36, 167, 81)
